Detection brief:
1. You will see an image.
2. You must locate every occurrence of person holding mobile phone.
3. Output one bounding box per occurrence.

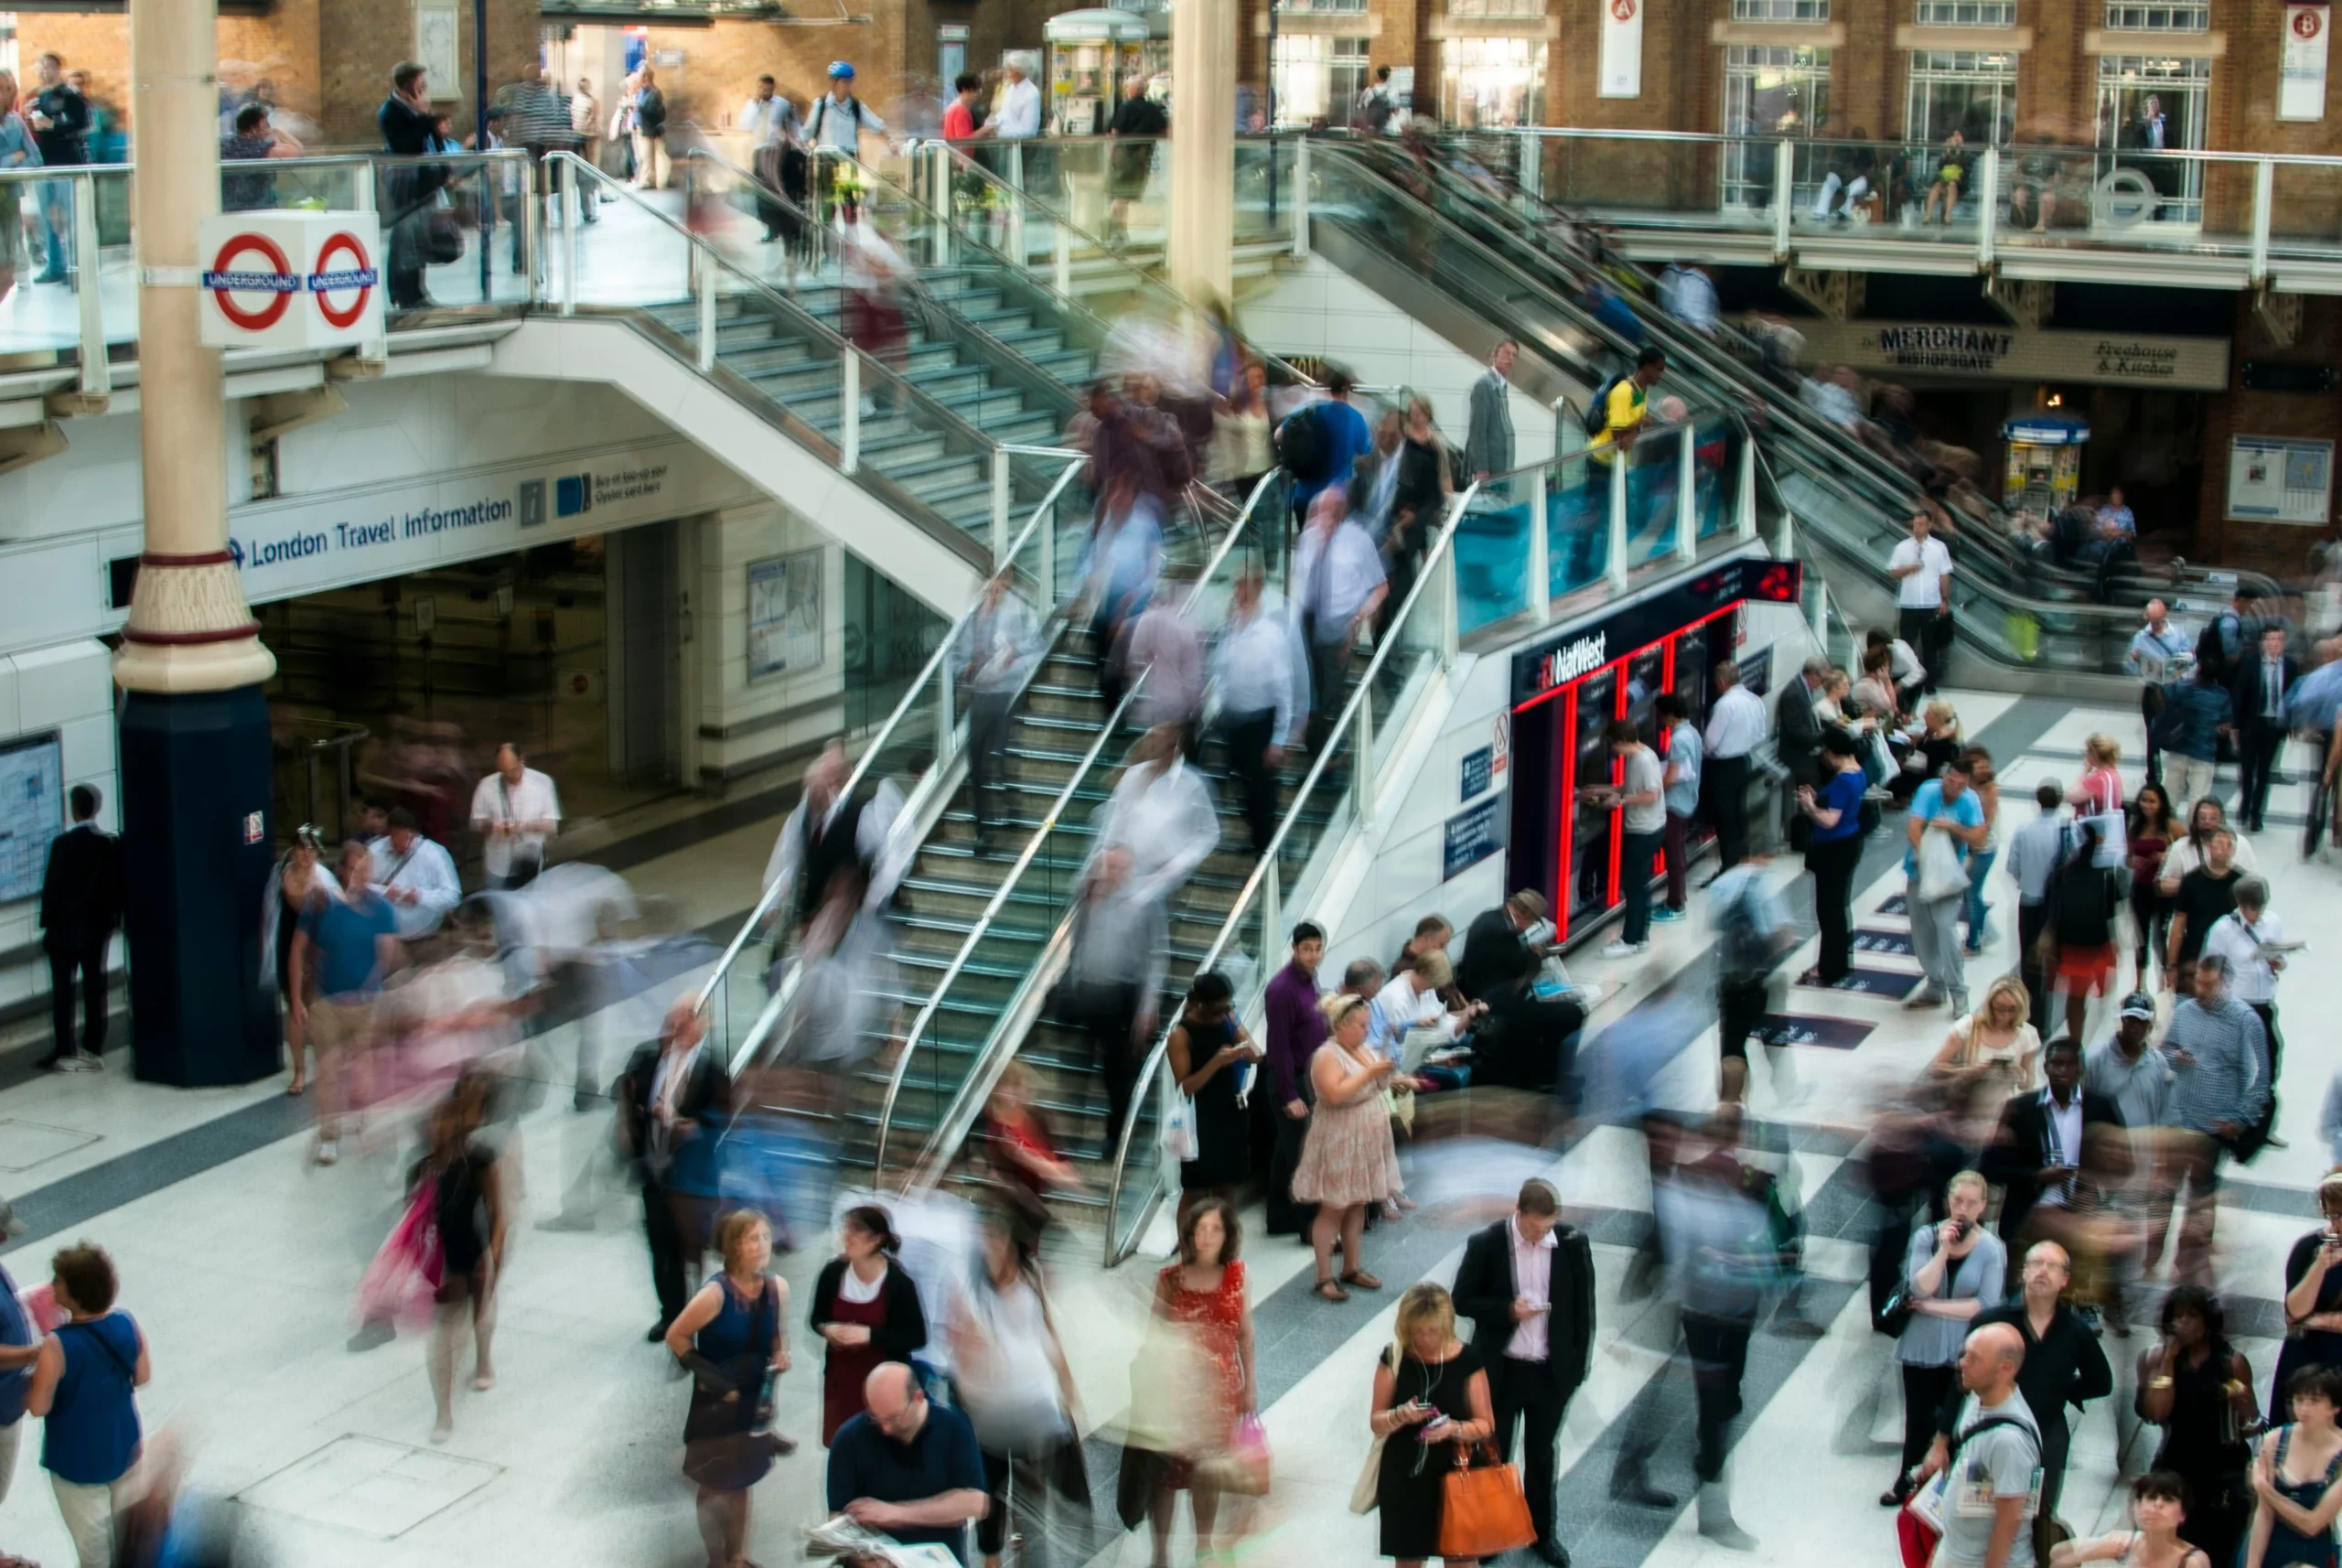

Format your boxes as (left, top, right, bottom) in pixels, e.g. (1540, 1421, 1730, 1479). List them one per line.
(1169, 972, 1258, 1222)
(1367, 1283, 1494, 1567)
(2273, 1173, 2342, 1404)
(1887, 1171, 2005, 1508)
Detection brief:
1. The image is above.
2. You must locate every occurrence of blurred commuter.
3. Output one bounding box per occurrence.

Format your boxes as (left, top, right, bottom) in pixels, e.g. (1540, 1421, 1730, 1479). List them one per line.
(1082, 474, 1166, 712)
(1384, 396, 1452, 629)
(1657, 693, 1704, 922)
(2164, 828, 2242, 993)
(1167, 972, 1258, 1215)
(668, 1209, 792, 1568)
(1104, 74, 1166, 243)
(377, 63, 445, 308)
(953, 1209, 1083, 1568)
(1094, 725, 1219, 903)
(1295, 993, 1401, 1302)
(2126, 782, 2181, 987)
(38, 783, 122, 1073)
(1453, 1179, 1592, 1564)
(763, 739, 908, 936)
(630, 68, 669, 188)
(1060, 844, 1168, 1155)
(1960, 746, 2002, 959)
(1114, 593, 1205, 751)
(1703, 660, 1767, 874)
(1905, 755, 1989, 1015)
(1797, 732, 1867, 984)
(2202, 875, 2285, 1090)
(470, 742, 561, 891)
(2159, 661, 2232, 813)
(955, 570, 1041, 853)
(1209, 361, 1273, 502)
(2005, 781, 2072, 1031)
(291, 839, 403, 1165)
(420, 1076, 504, 1443)
(28, 1242, 146, 1568)
(1210, 563, 1308, 858)
(2232, 626, 2298, 834)
(971, 1059, 1080, 1223)
(1602, 718, 1667, 959)
(812, 1206, 929, 1447)
(1261, 922, 1327, 1239)
(1365, 1283, 1495, 1566)
(825, 1363, 987, 1564)
(1928, 975, 2042, 1101)
(742, 75, 801, 243)
(620, 998, 732, 1341)
(2156, 955, 2271, 1283)
(1283, 370, 1372, 524)
(1294, 487, 1388, 746)
(841, 201, 912, 412)
(368, 807, 461, 940)
(1149, 1197, 1259, 1566)
(2157, 800, 2259, 898)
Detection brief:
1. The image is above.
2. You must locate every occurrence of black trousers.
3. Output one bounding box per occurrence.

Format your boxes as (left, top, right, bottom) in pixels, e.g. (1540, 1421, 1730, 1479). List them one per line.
(1264, 1101, 1316, 1236)
(45, 934, 110, 1061)
(1307, 636, 1350, 752)
(642, 1181, 714, 1331)
(1898, 607, 1950, 693)
(1682, 1313, 1752, 1483)
(2238, 722, 2288, 829)
(1806, 835, 1860, 982)
(1717, 975, 1768, 1064)
(1476, 988, 1586, 1095)
(1900, 1362, 1958, 1475)
(1490, 1360, 1567, 1543)
(2251, 1001, 2284, 1084)
(966, 689, 1016, 841)
(1219, 707, 1281, 856)
(2142, 684, 2165, 782)
(1068, 982, 1144, 1155)
(1707, 754, 1751, 870)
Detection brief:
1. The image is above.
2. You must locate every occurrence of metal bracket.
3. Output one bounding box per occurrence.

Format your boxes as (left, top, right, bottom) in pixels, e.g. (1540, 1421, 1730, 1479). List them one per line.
(42, 389, 108, 419)
(1780, 266, 1862, 322)
(246, 384, 349, 446)
(0, 420, 68, 478)
(2252, 286, 2303, 349)
(1982, 275, 2053, 330)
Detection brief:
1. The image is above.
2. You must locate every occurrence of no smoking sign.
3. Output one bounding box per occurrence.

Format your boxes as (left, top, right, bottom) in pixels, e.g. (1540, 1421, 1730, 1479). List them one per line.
(199, 210, 383, 349)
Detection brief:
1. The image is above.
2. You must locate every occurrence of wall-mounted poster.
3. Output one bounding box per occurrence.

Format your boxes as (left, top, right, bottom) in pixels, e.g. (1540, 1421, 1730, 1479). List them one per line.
(2229, 435, 2335, 525)
(415, 3, 460, 102)
(0, 732, 64, 904)
(748, 551, 823, 680)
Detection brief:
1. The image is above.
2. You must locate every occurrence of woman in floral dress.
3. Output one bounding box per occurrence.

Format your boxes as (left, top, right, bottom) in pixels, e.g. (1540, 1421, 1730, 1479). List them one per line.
(1149, 1197, 1258, 1568)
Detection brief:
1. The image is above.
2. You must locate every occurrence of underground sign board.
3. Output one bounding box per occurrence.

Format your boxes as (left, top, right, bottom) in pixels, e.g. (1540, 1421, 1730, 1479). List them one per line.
(199, 210, 384, 350)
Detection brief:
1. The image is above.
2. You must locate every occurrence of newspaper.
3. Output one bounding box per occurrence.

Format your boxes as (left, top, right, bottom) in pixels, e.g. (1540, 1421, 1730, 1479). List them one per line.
(803, 1514, 962, 1567)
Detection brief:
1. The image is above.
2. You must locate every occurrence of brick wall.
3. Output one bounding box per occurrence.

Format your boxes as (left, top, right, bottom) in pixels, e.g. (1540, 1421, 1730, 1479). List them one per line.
(2197, 294, 2342, 577)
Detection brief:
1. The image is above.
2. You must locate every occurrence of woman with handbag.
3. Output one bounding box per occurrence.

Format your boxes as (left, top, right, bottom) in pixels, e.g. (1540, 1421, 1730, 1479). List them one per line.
(811, 1206, 928, 1446)
(1368, 1283, 1499, 1566)
(952, 1207, 1083, 1568)
(1167, 972, 1258, 1223)
(1885, 1171, 2005, 1507)
(419, 1074, 504, 1444)
(1294, 993, 1402, 1303)
(2136, 1284, 2259, 1568)
(1928, 976, 2042, 1101)
(1146, 1197, 1261, 1567)
(666, 1209, 793, 1568)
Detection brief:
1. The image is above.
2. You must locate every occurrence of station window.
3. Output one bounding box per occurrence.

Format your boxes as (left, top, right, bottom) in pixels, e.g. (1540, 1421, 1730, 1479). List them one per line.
(1731, 0, 1828, 20)
(2095, 52, 2212, 223)
(1440, 36, 1548, 127)
(1447, 0, 1546, 18)
(1273, 34, 1371, 125)
(1276, 0, 1370, 12)
(2102, 0, 2208, 30)
(1722, 45, 1830, 205)
(1915, 0, 2014, 21)
(1907, 48, 2017, 146)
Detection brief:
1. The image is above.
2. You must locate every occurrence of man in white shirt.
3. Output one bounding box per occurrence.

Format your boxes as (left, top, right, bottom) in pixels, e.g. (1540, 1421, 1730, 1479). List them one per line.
(569, 78, 604, 220)
(1887, 510, 1955, 694)
(741, 74, 800, 242)
(469, 743, 561, 890)
(2203, 875, 2285, 1100)
(367, 809, 462, 940)
(1701, 659, 1767, 875)
(2127, 599, 2194, 781)
(806, 61, 884, 159)
(1366, 957, 1471, 1065)
(990, 57, 1043, 140)
(1603, 718, 1669, 959)
(761, 738, 909, 935)
(1209, 564, 1311, 858)
(1089, 724, 1220, 905)
(1293, 487, 1388, 747)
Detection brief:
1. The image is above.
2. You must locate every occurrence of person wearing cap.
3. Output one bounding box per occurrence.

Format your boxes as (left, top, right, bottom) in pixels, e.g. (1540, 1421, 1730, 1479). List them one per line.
(807, 62, 882, 157)
(2085, 990, 2169, 1334)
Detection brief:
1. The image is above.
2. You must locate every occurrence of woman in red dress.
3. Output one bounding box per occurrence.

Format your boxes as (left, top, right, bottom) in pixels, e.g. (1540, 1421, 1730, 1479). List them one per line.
(808, 1205, 928, 1445)
(1149, 1196, 1258, 1568)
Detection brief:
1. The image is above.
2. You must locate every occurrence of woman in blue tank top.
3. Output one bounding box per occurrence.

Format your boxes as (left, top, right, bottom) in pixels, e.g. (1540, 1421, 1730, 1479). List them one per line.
(27, 1242, 147, 1568)
(2249, 1366, 2342, 1568)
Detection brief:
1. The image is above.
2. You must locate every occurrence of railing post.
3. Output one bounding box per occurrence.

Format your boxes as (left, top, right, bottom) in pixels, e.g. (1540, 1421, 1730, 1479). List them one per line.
(930, 143, 952, 268)
(1053, 222, 1072, 299)
(1774, 510, 1794, 564)
(695, 248, 718, 373)
(1040, 491, 1059, 602)
(2251, 156, 2274, 285)
(991, 448, 1012, 565)
(523, 155, 542, 296)
(1771, 139, 1795, 261)
(936, 658, 958, 763)
(1976, 147, 1999, 271)
(1349, 680, 1375, 818)
(1676, 430, 1698, 562)
(1519, 133, 1542, 202)
(1261, 861, 1282, 985)
(1007, 143, 1026, 270)
(841, 349, 862, 475)
(1810, 580, 1829, 647)
(559, 156, 581, 317)
(1735, 439, 1757, 540)
(1526, 474, 1551, 624)
(73, 175, 107, 402)
(1606, 455, 1629, 589)
(1552, 395, 1574, 461)
(1437, 543, 1460, 664)
(1293, 136, 1312, 259)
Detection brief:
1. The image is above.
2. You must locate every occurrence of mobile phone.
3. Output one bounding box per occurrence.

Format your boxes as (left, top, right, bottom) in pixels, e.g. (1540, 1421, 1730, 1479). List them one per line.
(1951, 1218, 1973, 1240)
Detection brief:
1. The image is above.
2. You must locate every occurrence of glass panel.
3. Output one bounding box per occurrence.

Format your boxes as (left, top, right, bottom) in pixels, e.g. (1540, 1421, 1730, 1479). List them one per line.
(1546, 455, 1604, 600)
(1723, 47, 1829, 208)
(1568, 669, 1619, 929)
(1694, 416, 1735, 541)
(1455, 472, 1533, 635)
(1626, 425, 1682, 565)
(0, 168, 124, 358)
(2093, 59, 2211, 226)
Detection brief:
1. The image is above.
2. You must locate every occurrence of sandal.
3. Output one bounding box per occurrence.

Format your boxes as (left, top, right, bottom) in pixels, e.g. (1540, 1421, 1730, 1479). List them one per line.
(1341, 1271, 1384, 1291)
(1314, 1278, 1350, 1303)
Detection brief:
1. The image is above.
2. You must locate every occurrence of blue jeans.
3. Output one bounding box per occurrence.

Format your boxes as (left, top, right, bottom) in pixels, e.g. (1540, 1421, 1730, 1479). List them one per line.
(37, 179, 72, 276)
(1961, 848, 1996, 951)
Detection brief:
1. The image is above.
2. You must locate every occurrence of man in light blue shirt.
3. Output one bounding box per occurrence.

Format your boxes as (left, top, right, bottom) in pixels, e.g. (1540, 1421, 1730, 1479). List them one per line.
(2127, 600, 2194, 780)
(1656, 693, 1702, 923)
(1904, 757, 1989, 1015)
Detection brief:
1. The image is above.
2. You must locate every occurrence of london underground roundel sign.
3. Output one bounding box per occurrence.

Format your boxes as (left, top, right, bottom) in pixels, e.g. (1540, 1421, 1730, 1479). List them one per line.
(309, 231, 379, 330)
(202, 232, 299, 331)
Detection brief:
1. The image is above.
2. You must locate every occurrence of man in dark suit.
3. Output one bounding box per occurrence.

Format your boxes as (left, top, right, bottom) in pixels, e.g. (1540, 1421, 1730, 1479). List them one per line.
(1452, 1178, 1595, 1567)
(1456, 892, 1585, 1096)
(1979, 1036, 2127, 1249)
(2231, 625, 2301, 834)
(618, 997, 734, 1339)
(1776, 656, 1828, 841)
(38, 784, 124, 1072)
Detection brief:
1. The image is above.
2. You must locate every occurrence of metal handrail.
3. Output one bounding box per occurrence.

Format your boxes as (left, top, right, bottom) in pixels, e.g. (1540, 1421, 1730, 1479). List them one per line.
(0, 147, 537, 185)
(1489, 124, 2342, 169)
(1101, 478, 1482, 1267)
(692, 450, 1089, 1035)
(869, 465, 1284, 1178)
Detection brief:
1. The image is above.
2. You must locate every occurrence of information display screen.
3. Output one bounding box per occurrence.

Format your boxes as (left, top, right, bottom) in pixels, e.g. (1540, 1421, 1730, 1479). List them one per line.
(0, 733, 65, 905)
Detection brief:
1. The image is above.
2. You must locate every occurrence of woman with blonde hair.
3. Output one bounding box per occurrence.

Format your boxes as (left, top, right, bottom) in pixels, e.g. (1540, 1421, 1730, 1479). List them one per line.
(2075, 733, 2125, 820)
(667, 1208, 791, 1568)
(0, 71, 36, 312)
(1368, 1283, 1495, 1566)
(1928, 974, 2041, 1095)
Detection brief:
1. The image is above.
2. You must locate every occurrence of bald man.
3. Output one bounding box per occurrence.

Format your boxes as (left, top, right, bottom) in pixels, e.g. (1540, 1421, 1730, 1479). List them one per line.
(1916, 1321, 2042, 1568)
(618, 997, 731, 1340)
(826, 1362, 988, 1565)
(1929, 1241, 2110, 1553)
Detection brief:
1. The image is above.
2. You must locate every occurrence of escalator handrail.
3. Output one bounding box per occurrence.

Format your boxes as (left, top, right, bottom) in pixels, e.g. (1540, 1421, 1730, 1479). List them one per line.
(1101, 478, 1482, 1267)
(693, 450, 1090, 1036)
(548, 151, 1057, 489)
(870, 466, 1286, 1178)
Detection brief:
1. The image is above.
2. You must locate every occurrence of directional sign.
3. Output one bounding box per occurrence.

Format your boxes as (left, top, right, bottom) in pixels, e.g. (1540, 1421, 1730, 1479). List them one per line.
(199, 211, 384, 349)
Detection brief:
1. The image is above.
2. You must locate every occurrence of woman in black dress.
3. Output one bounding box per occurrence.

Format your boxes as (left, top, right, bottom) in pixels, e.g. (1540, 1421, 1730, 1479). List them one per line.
(2137, 1283, 2260, 1568)
(667, 1209, 793, 1568)
(2275, 1175, 2342, 1402)
(1168, 972, 1257, 1220)
(1370, 1283, 1495, 1566)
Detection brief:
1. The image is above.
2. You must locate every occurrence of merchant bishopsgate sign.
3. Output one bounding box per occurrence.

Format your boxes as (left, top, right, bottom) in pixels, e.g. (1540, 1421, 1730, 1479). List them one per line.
(1781, 319, 2229, 390)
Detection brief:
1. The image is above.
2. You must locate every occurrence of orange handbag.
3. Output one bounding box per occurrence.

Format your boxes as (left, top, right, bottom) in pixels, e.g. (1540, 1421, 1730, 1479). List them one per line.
(1436, 1443, 1538, 1560)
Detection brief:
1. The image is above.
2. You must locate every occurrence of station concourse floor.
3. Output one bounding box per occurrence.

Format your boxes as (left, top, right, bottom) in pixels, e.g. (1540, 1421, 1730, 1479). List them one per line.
(0, 687, 2331, 1568)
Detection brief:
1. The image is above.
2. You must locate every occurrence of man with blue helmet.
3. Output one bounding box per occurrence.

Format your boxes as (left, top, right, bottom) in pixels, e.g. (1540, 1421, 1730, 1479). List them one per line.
(807, 60, 883, 156)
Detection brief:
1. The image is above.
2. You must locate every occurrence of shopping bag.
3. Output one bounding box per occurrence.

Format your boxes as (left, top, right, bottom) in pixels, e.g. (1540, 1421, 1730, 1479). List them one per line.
(1201, 1412, 1273, 1496)
(1435, 1443, 1537, 1559)
(1917, 826, 1967, 904)
(1160, 1095, 1199, 1162)
(355, 1180, 445, 1333)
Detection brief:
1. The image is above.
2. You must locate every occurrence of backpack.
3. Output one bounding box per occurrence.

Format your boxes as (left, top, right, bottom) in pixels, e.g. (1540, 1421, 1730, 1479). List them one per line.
(1275, 403, 1331, 484)
(1583, 374, 1630, 437)
(2052, 860, 2115, 947)
(1359, 90, 1393, 134)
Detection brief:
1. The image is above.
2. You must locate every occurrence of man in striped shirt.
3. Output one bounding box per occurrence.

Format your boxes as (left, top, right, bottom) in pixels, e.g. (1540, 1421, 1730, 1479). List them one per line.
(2154, 953, 2271, 1282)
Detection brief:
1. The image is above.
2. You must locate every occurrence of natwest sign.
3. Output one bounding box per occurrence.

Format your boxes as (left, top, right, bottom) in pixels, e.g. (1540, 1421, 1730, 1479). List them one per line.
(199, 210, 383, 349)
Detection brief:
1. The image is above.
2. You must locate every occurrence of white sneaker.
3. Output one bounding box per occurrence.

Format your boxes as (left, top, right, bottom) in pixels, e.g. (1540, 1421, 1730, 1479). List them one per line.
(314, 1140, 339, 1166)
(1601, 940, 1649, 959)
